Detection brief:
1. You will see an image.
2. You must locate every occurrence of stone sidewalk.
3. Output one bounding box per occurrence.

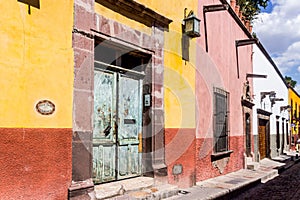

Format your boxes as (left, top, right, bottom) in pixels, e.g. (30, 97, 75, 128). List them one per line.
(94, 152, 300, 200)
(167, 152, 300, 200)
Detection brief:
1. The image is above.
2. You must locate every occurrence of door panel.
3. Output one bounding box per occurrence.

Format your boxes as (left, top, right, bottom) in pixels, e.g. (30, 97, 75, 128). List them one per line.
(118, 75, 142, 179)
(258, 125, 266, 159)
(93, 71, 142, 183)
(93, 145, 116, 183)
(118, 75, 141, 143)
(93, 70, 117, 183)
(93, 70, 116, 142)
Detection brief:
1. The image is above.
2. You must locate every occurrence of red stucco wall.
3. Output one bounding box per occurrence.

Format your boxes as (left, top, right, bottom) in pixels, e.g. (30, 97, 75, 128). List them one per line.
(0, 128, 72, 200)
(195, 136, 244, 181)
(165, 128, 196, 188)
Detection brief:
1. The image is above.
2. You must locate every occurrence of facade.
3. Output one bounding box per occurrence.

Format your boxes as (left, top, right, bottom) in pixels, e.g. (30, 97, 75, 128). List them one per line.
(252, 43, 289, 160)
(0, 1, 74, 199)
(289, 87, 300, 150)
(1, 0, 288, 199)
(194, 0, 254, 181)
(70, 0, 175, 197)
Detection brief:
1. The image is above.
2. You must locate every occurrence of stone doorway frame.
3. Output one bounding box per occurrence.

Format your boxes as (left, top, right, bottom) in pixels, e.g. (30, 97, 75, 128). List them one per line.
(69, 0, 172, 198)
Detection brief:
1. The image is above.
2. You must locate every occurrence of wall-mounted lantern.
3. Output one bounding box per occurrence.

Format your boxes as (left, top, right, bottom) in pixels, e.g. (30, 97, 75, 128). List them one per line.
(183, 9, 201, 38)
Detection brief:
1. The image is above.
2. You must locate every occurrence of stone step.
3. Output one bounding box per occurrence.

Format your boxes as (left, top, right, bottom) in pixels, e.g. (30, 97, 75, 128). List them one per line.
(272, 155, 291, 163)
(94, 177, 154, 199)
(260, 169, 278, 183)
(94, 177, 179, 200)
(126, 184, 179, 200)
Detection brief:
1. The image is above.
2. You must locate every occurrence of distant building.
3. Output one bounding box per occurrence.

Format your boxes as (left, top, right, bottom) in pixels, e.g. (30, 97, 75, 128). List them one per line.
(289, 86, 300, 150)
(252, 43, 289, 160)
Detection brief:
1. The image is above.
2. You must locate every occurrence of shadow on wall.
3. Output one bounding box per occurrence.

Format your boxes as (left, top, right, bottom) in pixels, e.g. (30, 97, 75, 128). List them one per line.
(17, 0, 40, 14)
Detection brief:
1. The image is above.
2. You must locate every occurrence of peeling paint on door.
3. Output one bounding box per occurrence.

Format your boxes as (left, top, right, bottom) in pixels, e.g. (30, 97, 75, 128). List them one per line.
(93, 69, 142, 183)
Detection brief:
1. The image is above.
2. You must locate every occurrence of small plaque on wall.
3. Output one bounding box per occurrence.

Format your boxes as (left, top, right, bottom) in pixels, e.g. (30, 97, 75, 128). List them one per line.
(172, 164, 183, 175)
(36, 100, 55, 115)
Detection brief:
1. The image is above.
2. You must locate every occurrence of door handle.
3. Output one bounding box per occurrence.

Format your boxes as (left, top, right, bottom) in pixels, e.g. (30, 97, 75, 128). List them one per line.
(103, 125, 111, 137)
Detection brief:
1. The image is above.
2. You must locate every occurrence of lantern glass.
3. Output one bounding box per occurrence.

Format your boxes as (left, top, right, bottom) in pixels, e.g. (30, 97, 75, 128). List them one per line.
(184, 15, 200, 38)
(185, 19, 194, 33)
(193, 18, 200, 35)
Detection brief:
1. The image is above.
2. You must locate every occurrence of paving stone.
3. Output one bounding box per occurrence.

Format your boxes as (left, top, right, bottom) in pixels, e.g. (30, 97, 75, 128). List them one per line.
(166, 155, 299, 200)
(96, 153, 300, 200)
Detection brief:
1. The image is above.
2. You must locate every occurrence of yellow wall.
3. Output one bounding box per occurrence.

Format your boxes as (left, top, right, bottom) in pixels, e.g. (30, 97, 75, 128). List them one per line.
(289, 87, 300, 135)
(162, 2, 197, 129)
(94, 0, 197, 128)
(0, 1, 74, 128)
(134, 0, 197, 128)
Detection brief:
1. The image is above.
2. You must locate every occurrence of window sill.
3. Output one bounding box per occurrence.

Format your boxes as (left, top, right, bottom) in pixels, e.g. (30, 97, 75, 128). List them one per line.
(211, 150, 233, 161)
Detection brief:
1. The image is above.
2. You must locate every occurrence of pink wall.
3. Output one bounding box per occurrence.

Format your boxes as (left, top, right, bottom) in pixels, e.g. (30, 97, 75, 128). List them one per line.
(195, 0, 253, 180)
(196, 0, 252, 138)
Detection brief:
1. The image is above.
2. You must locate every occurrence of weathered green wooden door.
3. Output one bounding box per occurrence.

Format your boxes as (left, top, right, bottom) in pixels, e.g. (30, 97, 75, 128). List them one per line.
(93, 69, 142, 183)
(117, 74, 142, 180)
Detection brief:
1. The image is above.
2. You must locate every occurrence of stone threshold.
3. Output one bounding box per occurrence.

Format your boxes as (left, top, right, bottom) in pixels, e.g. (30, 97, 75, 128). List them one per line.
(94, 177, 178, 200)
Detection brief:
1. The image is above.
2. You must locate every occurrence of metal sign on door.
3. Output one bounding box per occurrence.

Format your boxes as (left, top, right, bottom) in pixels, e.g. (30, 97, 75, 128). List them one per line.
(93, 69, 142, 183)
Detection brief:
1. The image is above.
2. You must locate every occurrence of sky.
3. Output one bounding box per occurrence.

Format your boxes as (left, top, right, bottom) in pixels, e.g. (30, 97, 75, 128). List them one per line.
(253, 0, 300, 93)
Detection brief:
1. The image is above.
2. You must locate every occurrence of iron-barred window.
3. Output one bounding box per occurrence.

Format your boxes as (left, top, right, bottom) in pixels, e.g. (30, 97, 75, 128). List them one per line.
(213, 88, 229, 153)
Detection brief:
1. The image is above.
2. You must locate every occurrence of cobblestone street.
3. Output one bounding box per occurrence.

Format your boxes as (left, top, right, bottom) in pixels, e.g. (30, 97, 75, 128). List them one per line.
(231, 163, 300, 200)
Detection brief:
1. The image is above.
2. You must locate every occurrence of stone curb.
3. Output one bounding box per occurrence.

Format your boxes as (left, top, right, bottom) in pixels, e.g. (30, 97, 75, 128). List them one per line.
(167, 157, 300, 200)
(213, 159, 300, 200)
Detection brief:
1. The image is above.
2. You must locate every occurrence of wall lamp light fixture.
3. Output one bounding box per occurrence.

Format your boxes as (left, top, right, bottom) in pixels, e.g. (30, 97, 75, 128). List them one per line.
(182, 8, 201, 61)
(183, 9, 201, 38)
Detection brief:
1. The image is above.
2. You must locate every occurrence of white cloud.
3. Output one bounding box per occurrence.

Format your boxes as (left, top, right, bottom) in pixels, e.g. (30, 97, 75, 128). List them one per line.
(298, 66, 300, 73)
(253, 0, 300, 82)
(272, 41, 300, 73)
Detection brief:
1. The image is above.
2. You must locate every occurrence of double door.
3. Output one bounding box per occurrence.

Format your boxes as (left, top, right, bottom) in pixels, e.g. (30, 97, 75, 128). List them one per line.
(93, 69, 143, 183)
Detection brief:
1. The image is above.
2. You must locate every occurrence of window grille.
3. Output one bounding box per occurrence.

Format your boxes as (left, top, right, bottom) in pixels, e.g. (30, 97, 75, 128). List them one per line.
(213, 88, 229, 153)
